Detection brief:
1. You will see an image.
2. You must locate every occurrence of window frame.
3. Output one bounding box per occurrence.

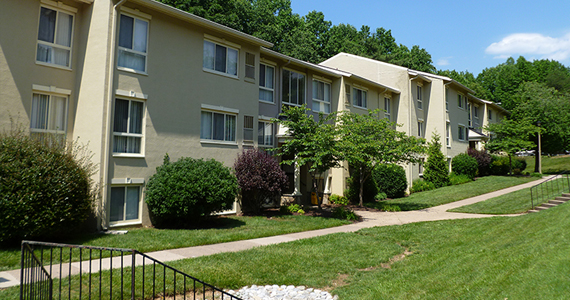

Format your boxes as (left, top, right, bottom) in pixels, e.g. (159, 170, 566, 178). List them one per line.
(117, 12, 150, 74)
(417, 120, 424, 137)
(312, 79, 331, 113)
(445, 95, 449, 111)
(243, 115, 254, 142)
(488, 109, 493, 120)
(417, 85, 423, 110)
(352, 87, 367, 109)
(30, 91, 69, 137)
(200, 109, 238, 144)
(468, 103, 472, 127)
(458, 124, 467, 141)
(446, 122, 451, 147)
(259, 63, 275, 103)
(282, 68, 306, 106)
(203, 39, 239, 78)
(258, 119, 274, 147)
(384, 97, 391, 120)
(36, 4, 75, 69)
(112, 98, 146, 157)
(109, 184, 143, 226)
(457, 94, 464, 109)
(245, 52, 255, 80)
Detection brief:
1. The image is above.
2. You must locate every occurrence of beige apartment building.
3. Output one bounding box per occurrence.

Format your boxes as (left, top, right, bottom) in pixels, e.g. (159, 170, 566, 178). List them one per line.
(1, 0, 507, 229)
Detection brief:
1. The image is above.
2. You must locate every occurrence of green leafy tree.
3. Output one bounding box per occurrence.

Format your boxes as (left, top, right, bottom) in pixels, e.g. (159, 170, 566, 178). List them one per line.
(423, 133, 450, 188)
(485, 119, 538, 175)
(274, 105, 341, 207)
(337, 110, 426, 206)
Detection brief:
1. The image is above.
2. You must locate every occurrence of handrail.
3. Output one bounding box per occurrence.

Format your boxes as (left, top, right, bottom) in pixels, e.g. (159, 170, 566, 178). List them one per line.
(20, 240, 243, 300)
(530, 171, 570, 209)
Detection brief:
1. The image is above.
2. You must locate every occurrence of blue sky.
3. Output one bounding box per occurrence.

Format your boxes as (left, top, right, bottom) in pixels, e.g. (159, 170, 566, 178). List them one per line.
(290, 0, 570, 75)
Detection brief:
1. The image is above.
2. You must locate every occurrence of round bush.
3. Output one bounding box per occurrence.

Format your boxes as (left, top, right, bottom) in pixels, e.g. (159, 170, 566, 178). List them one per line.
(0, 132, 95, 244)
(410, 179, 436, 193)
(451, 153, 478, 179)
(490, 155, 510, 175)
(145, 156, 238, 228)
(372, 164, 408, 198)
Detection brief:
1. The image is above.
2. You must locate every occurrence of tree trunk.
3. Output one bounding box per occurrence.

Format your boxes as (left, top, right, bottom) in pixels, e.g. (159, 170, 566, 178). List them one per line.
(534, 137, 540, 173)
(359, 167, 364, 207)
(509, 155, 513, 176)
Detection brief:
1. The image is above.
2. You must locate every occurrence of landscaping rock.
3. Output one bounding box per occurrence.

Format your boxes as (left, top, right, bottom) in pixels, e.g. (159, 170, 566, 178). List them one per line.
(228, 284, 338, 300)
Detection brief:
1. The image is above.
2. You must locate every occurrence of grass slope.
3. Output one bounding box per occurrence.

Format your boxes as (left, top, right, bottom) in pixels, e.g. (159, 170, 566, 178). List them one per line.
(368, 176, 538, 211)
(525, 155, 570, 174)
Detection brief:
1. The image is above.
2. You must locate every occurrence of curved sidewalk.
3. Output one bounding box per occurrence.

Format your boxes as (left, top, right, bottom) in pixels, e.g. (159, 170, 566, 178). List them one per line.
(0, 178, 546, 289)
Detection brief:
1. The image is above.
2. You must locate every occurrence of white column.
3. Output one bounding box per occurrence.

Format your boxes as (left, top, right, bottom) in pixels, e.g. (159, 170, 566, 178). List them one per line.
(292, 160, 302, 196)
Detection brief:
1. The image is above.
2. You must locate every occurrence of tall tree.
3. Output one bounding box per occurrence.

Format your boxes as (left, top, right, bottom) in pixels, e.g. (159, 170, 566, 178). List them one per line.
(337, 110, 426, 206)
(423, 133, 450, 188)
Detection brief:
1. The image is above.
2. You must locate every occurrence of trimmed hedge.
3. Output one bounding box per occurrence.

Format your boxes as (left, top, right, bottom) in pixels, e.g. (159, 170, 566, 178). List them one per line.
(452, 153, 478, 179)
(145, 155, 238, 228)
(372, 164, 408, 198)
(0, 132, 96, 244)
(490, 155, 527, 175)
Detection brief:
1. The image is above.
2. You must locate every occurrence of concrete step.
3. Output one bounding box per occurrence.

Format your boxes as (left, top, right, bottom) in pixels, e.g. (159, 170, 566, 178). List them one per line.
(528, 209, 540, 213)
(536, 206, 549, 210)
(562, 193, 570, 197)
(554, 196, 570, 202)
(541, 203, 558, 207)
(549, 200, 566, 205)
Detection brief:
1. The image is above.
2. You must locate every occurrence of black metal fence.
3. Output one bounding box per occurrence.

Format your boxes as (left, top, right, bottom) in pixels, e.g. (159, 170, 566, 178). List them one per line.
(530, 172, 570, 209)
(20, 240, 243, 300)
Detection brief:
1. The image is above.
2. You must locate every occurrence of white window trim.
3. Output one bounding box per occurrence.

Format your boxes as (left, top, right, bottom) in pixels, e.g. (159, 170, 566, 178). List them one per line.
(446, 121, 451, 148)
(200, 107, 238, 145)
(312, 79, 331, 113)
(112, 98, 146, 158)
(416, 85, 423, 110)
(203, 38, 240, 79)
(282, 67, 306, 107)
(117, 11, 150, 75)
(36, 4, 75, 70)
(445, 95, 449, 111)
(352, 86, 368, 109)
(458, 94, 465, 109)
(384, 97, 391, 120)
(245, 52, 256, 81)
(258, 119, 274, 147)
(417, 119, 424, 137)
(259, 63, 275, 103)
(108, 183, 143, 227)
(474, 105, 479, 119)
(30, 90, 69, 136)
(458, 123, 467, 141)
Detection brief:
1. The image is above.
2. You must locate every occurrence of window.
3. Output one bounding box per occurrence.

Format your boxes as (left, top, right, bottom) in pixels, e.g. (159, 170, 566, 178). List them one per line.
(474, 106, 479, 118)
(458, 124, 466, 141)
(243, 115, 254, 142)
(488, 109, 493, 120)
(245, 52, 255, 79)
(345, 84, 351, 103)
(282, 69, 305, 105)
(445, 95, 449, 111)
(30, 93, 68, 136)
(118, 14, 148, 73)
(446, 122, 450, 147)
(258, 121, 273, 147)
(417, 85, 423, 109)
(418, 121, 424, 137)
(468, 103, 472, 127)
(200, 110, 236, 142)
(458, 94, 464, 109)
(353, 87, 367, 108)
(384, 97, 391, 120)
(113, 99, 144, 154)
(37, 6, 74, 68)
(259, 64, 274, 102)
(110, 186, 140, 223)
(203, 40, 238, 76)
(312, 80, 331, 113)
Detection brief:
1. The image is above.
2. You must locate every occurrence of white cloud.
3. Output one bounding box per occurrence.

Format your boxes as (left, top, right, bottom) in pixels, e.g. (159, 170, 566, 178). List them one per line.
(486, 33, 570, 61)
(436, 57, 452, 66)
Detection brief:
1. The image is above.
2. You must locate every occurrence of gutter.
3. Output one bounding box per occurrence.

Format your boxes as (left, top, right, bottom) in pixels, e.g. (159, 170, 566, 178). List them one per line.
(100, 0, 128, 230)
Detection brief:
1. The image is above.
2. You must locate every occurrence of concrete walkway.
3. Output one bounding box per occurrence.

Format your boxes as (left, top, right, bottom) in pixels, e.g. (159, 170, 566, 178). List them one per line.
(0, 178, 547, 289)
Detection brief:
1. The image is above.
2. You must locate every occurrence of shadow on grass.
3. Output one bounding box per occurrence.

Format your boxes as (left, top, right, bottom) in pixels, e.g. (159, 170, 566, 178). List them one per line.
(365, 201, 431, 212)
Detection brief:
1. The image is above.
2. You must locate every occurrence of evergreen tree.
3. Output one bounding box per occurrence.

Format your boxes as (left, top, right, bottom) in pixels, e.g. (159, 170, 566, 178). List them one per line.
(423, 133, 450, 188)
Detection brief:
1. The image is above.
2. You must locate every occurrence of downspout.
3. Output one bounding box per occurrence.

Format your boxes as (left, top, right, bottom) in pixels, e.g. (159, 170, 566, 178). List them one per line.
(100, 0, 128, 230)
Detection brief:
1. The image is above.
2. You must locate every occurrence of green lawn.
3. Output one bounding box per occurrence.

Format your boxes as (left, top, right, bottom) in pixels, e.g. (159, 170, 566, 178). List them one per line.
(0, 215, 350, 272)
(450, 177, 569, 214)
(524, 155, 570, 174)
(368, 176, 539, 211)
(5, 200, 569, 299)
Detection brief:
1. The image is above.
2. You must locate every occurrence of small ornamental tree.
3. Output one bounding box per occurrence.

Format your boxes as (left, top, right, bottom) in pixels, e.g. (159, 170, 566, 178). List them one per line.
(485, 119, 537, 175)
(145, 155, 238, 228)
(467, 148, 492, 177)
(234, 148, 288, 214)
(423, 133, 450, 188)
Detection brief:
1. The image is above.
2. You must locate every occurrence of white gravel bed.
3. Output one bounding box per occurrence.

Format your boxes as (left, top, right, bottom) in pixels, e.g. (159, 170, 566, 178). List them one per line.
(227, 284, 339, 300)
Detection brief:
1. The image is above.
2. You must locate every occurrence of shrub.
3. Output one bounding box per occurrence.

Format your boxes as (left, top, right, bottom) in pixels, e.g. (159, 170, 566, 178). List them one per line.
(372, 164, 407, 198)
(331, 206, 359, 221)
(490, 155, 510, 175)
(145, 155, 238, 228)
(452, 153, 478, 179)
(410, 179, 436, 193)
(281, 203, 305, 215)
(381, 204, 401, 212)
(375, 192, 387, 201)
(234, 149, 288, 214)
(329, 194, 349, 206)
(449, 172, 472, 185)
(467, 148, 492, 177)
(0, 131, 96, 244)
(345, 170, 378, 204)
(423, 134, 450, 188)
